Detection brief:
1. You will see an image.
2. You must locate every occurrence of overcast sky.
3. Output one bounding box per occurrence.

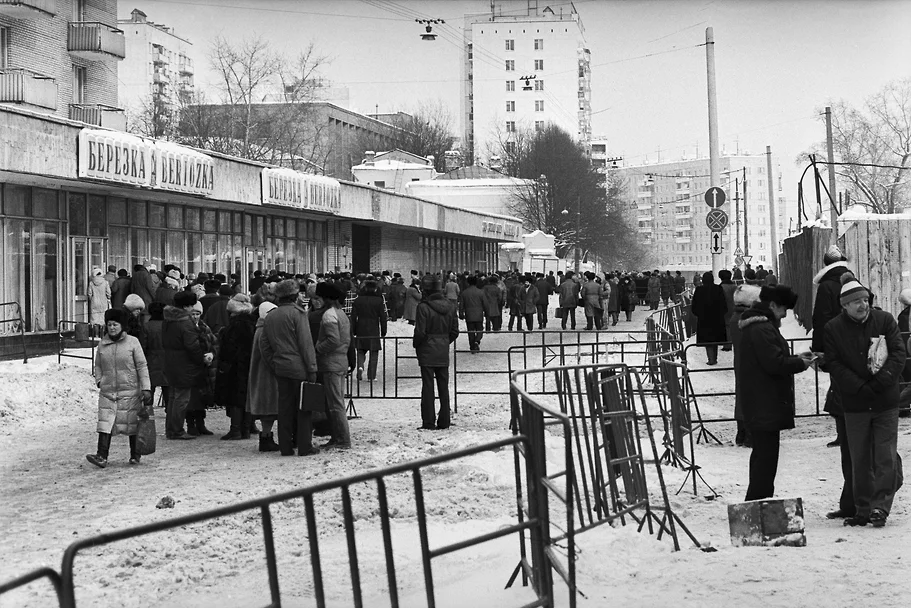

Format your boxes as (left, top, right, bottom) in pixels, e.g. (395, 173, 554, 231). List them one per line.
(121, 0, 911, 197)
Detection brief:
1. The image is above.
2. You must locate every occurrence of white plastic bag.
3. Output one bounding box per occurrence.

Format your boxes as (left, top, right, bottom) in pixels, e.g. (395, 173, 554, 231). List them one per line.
(868, 335, 887, 375)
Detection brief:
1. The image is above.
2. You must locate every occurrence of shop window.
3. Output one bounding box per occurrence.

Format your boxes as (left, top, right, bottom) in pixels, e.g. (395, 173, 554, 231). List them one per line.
(245, 215, 254, 243)
(273, 217, 285, 237)
(168, 231, 185, 267)
(219, 210, 231, 234)
(68, 192, 87, 235)
(33, 189, 59, 219)
(148, 203, 165, 228)
(3, 185, 30, 217)
(88, 195, 106, 236)
(204, 233, 217, 272)
(186, 207, 200, 231)
(108, 197, 127, 224)
(129, 200, 147, 226)
(108, 226, 129, 273)
(286, 218, 296, 238)
(131, 228, 148, 268)
(255, 216, 265, 247)
(233, 212, 243, 234)
(168, 205, 184, 229)
(149, 230, 166, 269)
(203, 209, 217, 232)
(187, 233, 202, 274)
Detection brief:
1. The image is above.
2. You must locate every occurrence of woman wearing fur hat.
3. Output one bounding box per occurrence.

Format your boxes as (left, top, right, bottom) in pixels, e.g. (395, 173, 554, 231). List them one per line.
(730, 283, 762, 446)
(216, 295, 258, 440)
(122, 294, 148, 350)
(86, 308, 152, 468)
(161, 291, 211, 440)
(737, 285, 813, 500)
(247, 301, 281, 451)
(185, 300, 218, 435)
(88, 267, 111, 327)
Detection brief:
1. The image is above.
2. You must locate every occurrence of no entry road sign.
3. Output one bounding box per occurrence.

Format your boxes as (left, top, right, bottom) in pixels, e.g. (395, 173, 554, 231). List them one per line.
(706, 208, 729, 231)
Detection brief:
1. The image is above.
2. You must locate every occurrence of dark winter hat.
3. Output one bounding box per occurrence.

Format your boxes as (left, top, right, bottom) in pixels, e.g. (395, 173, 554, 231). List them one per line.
(824, 244, 846, 265)
(421, 274, 441, 293)
(315, 282, 343, 301)
(173, 290, 198, 308)
(148, 302, 165, 321)
(273, 279, 301, 300)
(839, 271, 868, 306)
(104, 308, 129, 325)
(218, 284, 234, 297)
(760, 284, 799, 309)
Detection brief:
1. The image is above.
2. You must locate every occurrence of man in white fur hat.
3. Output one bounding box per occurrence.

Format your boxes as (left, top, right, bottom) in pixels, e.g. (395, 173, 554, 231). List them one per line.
(824, 272, 905, 527)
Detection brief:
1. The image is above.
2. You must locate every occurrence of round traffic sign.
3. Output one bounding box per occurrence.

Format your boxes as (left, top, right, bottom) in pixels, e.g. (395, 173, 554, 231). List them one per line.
(706, 208, 729, 231)
(734, 255, 744, 266)
(704, 187, 726, 208)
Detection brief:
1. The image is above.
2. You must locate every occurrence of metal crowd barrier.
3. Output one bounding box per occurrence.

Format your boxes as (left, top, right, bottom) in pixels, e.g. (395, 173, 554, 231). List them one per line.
(57, 320, 100, 372)
(0, 301, 28, 363)
(0, 436, 548, 608)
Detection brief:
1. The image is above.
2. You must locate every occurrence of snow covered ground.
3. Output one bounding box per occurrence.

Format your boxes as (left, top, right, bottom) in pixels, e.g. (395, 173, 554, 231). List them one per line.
(1, 308, 909, 608)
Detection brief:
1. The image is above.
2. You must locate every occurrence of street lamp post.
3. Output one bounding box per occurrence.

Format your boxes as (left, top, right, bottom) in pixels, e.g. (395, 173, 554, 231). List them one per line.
(561, 197, 582, 274)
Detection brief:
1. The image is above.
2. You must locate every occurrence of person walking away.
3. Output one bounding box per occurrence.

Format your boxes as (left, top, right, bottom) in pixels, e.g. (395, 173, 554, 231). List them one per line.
(824, 272, 905, 527)
(387, 276, 405, 321)
(811, 245, 853, 449)
(414, 276, 459, 430)
(88, 267, 111, 328)
(719, 269, 737, 352)
(404, 279, 422, 326)
(606, 273, 620, 326)
(459, 275, 488, 353)
(737, 285, 813, 500)
(143, 303, 168, 414)
(351, 279, 387, 382)
(110, 269, 132, 310)
(673, 271, 686, 302)
(86, 308, 153, 468)
(647, 271, 661, 311)
(690, 271, 728, 366)
(482, 274, 504, 331)
(247, 302, 280, 452)
(558, 271, 580, 329)
(581, 272, 602, 330)
(520, 274, 539, 332)
(315, 282, 353, 449)
(444, 276, 460, 309)
(730, 284, 762, 447)
(215, 295, 257, 440)
(660, 271, 673, 307)
(534, 273, 553, 329)
(161, 291, 210, 440)
(619, 275, 636, 322)
(261, 279, 320, 456)
(507, 275, 525, 331)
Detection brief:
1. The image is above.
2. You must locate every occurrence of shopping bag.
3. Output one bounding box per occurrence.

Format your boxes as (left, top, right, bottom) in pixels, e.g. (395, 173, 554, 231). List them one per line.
(136, 407, 157, 456)
(868, 335, 887, 374)
(555, 307, 564, 319)
(299, 381, 327, 413)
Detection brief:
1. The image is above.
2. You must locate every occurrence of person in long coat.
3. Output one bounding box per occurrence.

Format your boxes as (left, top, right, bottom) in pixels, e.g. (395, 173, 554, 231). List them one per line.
(351, 280, 388, 382)
(404, 280, 422, 325)
(110, 269, 132, 311)
(414, 278, 459, 430)
(730, 284, 762, 446)
(162, 291, 211, 440)
(460, 275, 489, 352)
(737, 285, 812, 500)
(86, 308, 152, 468)
(690, 271, 728, 365)
(143, 302, 168, 411)
(659, 271, 674, 306)
(88, 267, 111, 327)
(606, 274, 621, 326)
(247, 302, 280, 452)
(619, 276, 636, 322)
(387, 277, 406, 321)
(482, 275, 504, 331)
(519, 274, 540, 332)
(719, 269, 737, 352)
(647, 271, 661, 310)
(581, 272, 603, 330)
(558, 271, 580, 329)
(215, 295, 257, 440)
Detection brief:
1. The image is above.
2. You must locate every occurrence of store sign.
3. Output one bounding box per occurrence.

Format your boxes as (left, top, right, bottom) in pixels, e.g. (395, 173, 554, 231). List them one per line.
(482, 221, 520, 238)
(261, 167, 341, 212)
(77, 129, 215, 196)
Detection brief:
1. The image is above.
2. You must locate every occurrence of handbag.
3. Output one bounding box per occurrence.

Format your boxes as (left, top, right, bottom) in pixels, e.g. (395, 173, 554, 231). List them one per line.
(136, 406, 157, 456)
(299, 381, 327, 413)
(555, 307, 564, 319)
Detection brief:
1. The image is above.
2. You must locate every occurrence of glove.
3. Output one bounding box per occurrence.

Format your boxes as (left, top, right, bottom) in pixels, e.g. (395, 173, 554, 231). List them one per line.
(141, 390, 153, 405)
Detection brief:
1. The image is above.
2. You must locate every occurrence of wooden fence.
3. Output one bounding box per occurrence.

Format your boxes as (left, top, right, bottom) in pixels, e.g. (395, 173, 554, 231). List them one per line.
(841, 216, 911, 318)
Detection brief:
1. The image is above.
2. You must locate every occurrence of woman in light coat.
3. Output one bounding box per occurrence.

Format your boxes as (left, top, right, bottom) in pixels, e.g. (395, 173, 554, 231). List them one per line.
(86, 308, 151, 468)
(247, 302, 281, 452)
(88, 267, 111, 326)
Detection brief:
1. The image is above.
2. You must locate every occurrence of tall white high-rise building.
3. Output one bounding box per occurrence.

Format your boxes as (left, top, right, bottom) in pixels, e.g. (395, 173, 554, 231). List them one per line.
(461, 2, 591, 165)
(117, 9, 194, 119)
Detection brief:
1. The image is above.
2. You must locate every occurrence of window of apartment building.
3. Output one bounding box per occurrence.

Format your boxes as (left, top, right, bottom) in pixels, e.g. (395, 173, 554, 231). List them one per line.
(506, 100, 515, 112)
(534, 38, 544, 50)
(505, 39, 515, 51)
(72, 65, 86, 104)
(534, 59, 544, 70)
(505, 59, 515, 71)
(467, 43, 472, 59)
(505, 141, 516, 154)
(506, 80, 515, 91)
(506, 121, 516, 132)
(535, 100, 544, 112)
(374, 181, 386, 188)
(0, 27, 8, 69)
(535, 121, 544, 132)
(535, 79, 544, 91)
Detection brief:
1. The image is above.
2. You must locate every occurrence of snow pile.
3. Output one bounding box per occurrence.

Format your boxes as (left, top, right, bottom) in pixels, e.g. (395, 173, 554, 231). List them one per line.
(0, 359, 96, 430)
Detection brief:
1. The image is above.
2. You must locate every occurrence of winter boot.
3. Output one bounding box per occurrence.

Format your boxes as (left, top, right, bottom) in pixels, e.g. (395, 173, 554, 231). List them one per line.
(222, 408, 243, 440)
(186, 411, 200, 436)
(258, 432, 280, 452)
(87, 433, 111, 468)
(129, 435, 141, 465)
(239, 412, 254, 440)
(195, 412, 214, 435)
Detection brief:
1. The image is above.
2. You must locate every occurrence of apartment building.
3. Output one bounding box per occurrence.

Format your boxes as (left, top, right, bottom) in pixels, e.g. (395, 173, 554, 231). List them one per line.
(461, 2, 591, 164)
(0, 0, 124, 129)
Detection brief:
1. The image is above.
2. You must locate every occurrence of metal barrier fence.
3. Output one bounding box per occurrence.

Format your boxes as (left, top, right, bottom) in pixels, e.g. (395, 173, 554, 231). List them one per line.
(0, 436, 549, 608)
(57, 320, 100, 372)
(0, 301, 28, 362)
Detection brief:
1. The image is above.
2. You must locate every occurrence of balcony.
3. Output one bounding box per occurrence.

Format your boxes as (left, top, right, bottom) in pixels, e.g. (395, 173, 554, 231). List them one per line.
(153, 49, 169, 65)
(0, 69, 57, 110)
(178, 56, 194, 75)
(153, 70, 170, 85)
(69, 103, 126, 131)
(67, 22, 126, 61)
(0, 0, 55, 19)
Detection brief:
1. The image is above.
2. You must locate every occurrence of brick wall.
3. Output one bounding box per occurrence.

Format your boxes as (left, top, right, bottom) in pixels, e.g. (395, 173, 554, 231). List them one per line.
(375, 226, 419, 275)
(0, 0, 120, 118)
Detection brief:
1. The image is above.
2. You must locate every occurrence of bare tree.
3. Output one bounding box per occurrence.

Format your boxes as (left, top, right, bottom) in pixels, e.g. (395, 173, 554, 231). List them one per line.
(802, 78, 911, 213)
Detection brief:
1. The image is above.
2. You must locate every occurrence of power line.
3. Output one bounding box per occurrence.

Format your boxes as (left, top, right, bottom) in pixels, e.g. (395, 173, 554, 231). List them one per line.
(145, 0, 413, 21)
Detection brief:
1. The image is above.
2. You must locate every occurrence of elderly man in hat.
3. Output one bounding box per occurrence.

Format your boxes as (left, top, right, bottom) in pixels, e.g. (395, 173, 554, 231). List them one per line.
(314, 282, 353, 449)
(737, 284, 814, 500)
(824, 272, 905, 527)
(260, 279, 319, 456)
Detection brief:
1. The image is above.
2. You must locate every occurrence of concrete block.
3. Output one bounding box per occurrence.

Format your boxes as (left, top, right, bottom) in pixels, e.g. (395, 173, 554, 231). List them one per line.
(728, 497, 806, 547)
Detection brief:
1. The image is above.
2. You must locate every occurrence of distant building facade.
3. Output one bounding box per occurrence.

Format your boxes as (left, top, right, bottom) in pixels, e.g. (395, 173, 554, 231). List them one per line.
(351, 150, 439, 192)
(117, 8, 194, 119)
(0, 0, 124, 128)
(461, 3, 591, 164)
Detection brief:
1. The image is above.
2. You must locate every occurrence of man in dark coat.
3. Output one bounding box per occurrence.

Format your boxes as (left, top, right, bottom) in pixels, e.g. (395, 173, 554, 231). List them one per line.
(738, 285, 813, 500)
(673, 271, 686, 301)
(161, 291, 211, 440)
(199, 280, 223, 314)
(690, 271, 728, 365)
(535, 273, 553, 329)
(111, 269, 132, 310)
(824, 272, 906, 527)
(387, 275, 406, 321)
(215, 295, 257, 439)
(249, 270, 266, 295)
(459, 275, 488, 353)
(350, 280, 388, 381)
(718, 269, 736, 352)
(558, 271, 580, 330)
(131, 264, 156, 308)
(519, 274, 540, 332)
(659, 271, 673, 306)
(414, 276, 459, 430)
(202, 284, 235, 336)
(482, 275, 504, 331)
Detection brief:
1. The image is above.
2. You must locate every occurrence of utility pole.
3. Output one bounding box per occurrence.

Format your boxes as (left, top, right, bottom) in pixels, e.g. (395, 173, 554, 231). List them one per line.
(825, 106, 838, 241)
(705, 26, 722, 278)
(766, 146, 778, 273)
(742, 167, 749, 259)
(734, 178, 741, 251)
(574, 196, 581, 274)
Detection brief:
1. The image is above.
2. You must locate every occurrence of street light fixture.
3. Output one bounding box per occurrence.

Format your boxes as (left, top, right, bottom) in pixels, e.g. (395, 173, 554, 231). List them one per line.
(416, 18, 445, 41)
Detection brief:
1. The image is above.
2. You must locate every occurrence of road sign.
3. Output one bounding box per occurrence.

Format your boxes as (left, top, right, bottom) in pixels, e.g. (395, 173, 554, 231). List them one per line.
(711, 231, 723, 254)
(704, 186, 726, 208)
(734, 255, 744, 266)
(706, 208, 729, 231)
(733, 246, 744, 256)
(742, 255, 753, 266)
